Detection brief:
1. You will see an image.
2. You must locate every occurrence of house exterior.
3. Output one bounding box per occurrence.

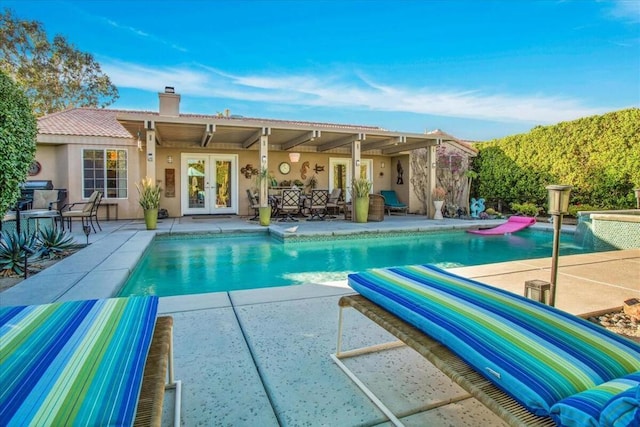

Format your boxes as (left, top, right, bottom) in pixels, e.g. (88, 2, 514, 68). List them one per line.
(33, 87, 472, 220)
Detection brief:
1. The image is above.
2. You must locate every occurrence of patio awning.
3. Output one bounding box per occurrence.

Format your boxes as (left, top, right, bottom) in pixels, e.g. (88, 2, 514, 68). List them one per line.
(117, 111, 459, 156)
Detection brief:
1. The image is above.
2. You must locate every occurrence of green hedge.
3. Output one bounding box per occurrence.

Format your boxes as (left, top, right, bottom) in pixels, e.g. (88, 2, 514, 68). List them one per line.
(0, 71, 37, 219)
(473, 108, 640, 211)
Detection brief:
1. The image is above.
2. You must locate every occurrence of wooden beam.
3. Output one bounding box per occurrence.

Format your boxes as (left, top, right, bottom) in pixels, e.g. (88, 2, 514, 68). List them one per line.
(242, 127, 270, 148)
(281, 130, 320, 150)
(317, 133, 365, 152)
(381, 140, 432, 155)
(154, 128, 163, 146)
(361, 136, 406, 151)
(200, 123, 216, 147)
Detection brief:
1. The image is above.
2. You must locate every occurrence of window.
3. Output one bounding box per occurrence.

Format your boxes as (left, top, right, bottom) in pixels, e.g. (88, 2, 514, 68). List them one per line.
(83, 149, 128, 198)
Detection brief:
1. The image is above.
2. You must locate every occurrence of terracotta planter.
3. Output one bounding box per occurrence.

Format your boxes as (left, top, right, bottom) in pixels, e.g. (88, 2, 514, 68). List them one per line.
(354, 196, 370, 223)
(259, 206, 271, 226)
(433, 201, 444, 220)
(144, 208, 158, 230)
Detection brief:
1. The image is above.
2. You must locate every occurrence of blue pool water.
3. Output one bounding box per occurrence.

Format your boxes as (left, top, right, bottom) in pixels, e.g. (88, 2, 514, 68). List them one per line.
(119, 229, 610, 297)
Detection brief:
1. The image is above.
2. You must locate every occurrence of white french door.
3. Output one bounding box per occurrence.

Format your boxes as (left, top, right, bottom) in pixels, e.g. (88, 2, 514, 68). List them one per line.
(181, 154, 238, 215)
(329, 158, 373, 202)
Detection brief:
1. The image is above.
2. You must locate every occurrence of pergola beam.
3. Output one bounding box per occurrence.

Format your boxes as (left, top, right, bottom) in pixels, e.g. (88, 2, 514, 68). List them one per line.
(200, 123, 216, 147)
(281, 130, 320, 150)
(361, 135, 406, 151)
(382, 140, 433, 155)
(242, 127, 271, 148)
(317, 133, 365, 152)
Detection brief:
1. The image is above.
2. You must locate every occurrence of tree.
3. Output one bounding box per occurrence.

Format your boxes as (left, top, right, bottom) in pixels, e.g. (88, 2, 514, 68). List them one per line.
(0, 8, 118, 116)
(0, 70, 37, 219)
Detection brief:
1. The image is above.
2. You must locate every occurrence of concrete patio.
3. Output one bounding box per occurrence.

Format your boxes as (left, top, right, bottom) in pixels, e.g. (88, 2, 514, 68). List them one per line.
(1, 215, 638, 426)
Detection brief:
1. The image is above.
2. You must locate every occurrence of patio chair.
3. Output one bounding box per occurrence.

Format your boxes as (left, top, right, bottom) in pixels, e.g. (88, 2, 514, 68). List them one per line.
(367, 194, 385, 222)
(246, 189, 260, 220)
(326, 188, 342, 217)
(380, 190, 408, 215)
(307, 189, 329, 221)
(60, 190, 102, 232)
(31, 189, 65, 211)
(278, 189, 301, 222)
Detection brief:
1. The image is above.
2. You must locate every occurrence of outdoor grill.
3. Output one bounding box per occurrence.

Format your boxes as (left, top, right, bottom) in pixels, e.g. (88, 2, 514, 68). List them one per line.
(17, 180, 67, 212)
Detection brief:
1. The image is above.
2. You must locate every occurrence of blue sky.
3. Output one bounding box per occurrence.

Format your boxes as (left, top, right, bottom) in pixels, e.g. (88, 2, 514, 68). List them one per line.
(6, 0, 640, 140)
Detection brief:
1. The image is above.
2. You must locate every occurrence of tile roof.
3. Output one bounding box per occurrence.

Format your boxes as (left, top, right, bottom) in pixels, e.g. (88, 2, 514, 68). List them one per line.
(38, 108, 136, 138)
(38, 108, 388, 138)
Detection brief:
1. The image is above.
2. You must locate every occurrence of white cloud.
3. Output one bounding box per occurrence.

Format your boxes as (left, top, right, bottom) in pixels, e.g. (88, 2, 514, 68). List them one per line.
(103, 61, 606, 124)
(605, 0, 640, 23)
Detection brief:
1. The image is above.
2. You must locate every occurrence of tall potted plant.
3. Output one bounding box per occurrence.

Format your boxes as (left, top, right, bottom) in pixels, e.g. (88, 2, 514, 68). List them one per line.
(137, 177, 161, 230)
(255, 168, 274, 226)
(352, 178, 372, 223)
(432, 187, 446, 220)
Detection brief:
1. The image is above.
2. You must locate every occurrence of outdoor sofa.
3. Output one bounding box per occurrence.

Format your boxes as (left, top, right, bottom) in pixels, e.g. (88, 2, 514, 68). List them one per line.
(333, 264, 640, 426)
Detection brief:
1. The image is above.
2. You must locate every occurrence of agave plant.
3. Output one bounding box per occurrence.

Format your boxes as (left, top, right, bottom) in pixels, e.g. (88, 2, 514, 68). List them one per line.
(351, 178, 372, 198)
(0, 230, 38, 276)
(37, 227, 76, 259)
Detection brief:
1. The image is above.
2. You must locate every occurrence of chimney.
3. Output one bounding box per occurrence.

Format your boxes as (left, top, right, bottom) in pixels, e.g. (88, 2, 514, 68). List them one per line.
(159, 86, 180, 116)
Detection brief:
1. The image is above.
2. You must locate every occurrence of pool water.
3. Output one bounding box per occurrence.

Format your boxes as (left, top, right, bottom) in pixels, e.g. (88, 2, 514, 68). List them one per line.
(119, 229, 609, 297)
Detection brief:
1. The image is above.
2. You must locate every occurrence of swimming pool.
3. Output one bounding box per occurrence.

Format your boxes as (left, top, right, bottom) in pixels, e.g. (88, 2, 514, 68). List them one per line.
(118, 229, 611, 297)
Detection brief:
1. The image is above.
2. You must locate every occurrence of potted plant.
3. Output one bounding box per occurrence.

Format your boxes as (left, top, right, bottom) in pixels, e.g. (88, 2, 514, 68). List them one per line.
(352, 178, 372, 223)
(255, 168, 274, 226)
(306, 175, 318, 191)
(137, 177, 161, 230)
(432, 187, 446, 220)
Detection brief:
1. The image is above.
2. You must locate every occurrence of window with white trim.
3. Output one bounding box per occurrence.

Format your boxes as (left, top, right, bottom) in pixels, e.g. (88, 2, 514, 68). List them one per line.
(82, 149, 128, 198)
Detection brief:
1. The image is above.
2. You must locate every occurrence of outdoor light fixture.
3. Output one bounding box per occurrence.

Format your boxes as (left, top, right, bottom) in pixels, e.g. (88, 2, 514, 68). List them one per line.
(355, 160, 361, 167)
(546, 184, 572, 307)
(381, 162, 385, 168)
(147, 153, 153, 162)
(261, 155, 267, 164)
(83, 225, 91, 247)
(167, 155, 173, 164)
(289, 152, 300, 163)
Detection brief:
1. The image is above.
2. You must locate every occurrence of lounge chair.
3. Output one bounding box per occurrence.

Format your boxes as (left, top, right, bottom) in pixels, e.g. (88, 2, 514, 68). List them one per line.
(0, 296, 182, 427)
(380, 190, 408, 215)
(60, 190, 102, 232)
(333, 264, 640, 426)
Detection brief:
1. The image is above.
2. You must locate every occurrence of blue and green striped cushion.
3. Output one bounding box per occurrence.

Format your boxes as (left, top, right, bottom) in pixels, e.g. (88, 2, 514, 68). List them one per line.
(0, 296, 158, 426)
(549, 371, 640, 427)
(347, 264, 640, 416)
(600, 382, 640, 427)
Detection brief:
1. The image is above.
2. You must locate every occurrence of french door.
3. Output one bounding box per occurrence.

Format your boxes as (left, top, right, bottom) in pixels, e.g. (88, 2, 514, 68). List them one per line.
(181, 154, 238, 215)
(329, 158, 373, 202)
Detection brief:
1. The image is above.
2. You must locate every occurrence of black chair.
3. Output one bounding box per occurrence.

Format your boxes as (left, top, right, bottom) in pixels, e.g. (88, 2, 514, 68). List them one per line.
(307, 189, 329, 221)
(278, 189, 301, 222)
(246, 190, 260, 220)
(60, 191, 102, 233)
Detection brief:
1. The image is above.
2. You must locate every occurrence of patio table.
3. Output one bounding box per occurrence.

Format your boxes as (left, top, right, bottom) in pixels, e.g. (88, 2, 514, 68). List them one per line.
(0, 296, 172, 426)
(19, 209, 62, 234)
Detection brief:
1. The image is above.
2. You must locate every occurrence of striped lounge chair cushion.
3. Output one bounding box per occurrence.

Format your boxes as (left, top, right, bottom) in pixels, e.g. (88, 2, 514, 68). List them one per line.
(549, 371, 640, 427)
(0, 296, 158, 426)
(347, 264, 640, 416)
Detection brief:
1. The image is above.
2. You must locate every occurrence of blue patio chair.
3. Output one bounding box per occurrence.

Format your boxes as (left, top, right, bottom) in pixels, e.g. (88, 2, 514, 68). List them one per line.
(380, 190, 408, 216)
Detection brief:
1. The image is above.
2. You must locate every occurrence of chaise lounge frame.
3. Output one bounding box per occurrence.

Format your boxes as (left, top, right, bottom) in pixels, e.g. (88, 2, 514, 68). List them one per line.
(331, 295, 555, 427)
(134, 316, 183, 427)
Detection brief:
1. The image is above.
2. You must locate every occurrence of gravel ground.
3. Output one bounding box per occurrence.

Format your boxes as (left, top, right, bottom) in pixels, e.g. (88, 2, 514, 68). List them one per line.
(587, 310, 640, 343)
